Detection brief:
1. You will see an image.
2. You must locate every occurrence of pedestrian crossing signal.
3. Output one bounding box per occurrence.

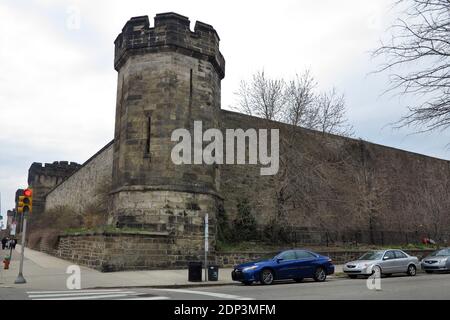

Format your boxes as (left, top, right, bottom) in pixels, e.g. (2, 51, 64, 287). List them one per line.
(17, 188, 32, 214)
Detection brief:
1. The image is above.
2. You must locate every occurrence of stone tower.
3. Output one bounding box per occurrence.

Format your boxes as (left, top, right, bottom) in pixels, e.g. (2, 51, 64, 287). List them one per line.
(28, 161, 81, 216)
(111, 13, 225, 251)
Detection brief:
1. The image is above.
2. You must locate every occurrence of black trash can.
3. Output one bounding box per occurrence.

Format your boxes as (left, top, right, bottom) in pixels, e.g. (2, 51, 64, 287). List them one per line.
(188, 261, 203, 282)
(208, 265, 219, 281)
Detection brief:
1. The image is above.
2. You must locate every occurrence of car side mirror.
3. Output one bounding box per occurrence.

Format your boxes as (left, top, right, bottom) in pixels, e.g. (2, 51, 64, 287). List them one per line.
(276, 258, 284, 263)
(383, 256, 389, 260)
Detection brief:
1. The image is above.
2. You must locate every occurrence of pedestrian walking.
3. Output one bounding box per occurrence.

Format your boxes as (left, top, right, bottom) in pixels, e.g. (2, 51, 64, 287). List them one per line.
(1, 237, 6, 250)
(11, 239, 17, 250)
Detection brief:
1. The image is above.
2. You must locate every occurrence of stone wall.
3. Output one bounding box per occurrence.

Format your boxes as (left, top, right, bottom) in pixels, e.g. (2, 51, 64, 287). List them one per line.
(35, 231, 208, 272)
(32, 232, 437, 271)
(44, 141, 114, 214)
(216, 249, 437, 268)
(38, 109, 450, 244)
(219, 110, 450, 240)
(111, 189, 217, 235)
(28, 161, 81, 217)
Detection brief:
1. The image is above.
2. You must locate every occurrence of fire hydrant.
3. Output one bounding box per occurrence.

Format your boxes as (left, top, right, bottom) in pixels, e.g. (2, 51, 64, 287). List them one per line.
(3, 257, 11, 270)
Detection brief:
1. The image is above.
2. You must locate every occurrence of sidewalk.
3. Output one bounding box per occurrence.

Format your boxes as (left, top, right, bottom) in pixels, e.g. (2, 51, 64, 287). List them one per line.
(0, 246, 343, 290)
(0, 245, 230, 290)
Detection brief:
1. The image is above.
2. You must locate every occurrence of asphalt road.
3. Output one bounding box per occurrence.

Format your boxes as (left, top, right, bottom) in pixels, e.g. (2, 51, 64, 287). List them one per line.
(1, 272, 449, 300)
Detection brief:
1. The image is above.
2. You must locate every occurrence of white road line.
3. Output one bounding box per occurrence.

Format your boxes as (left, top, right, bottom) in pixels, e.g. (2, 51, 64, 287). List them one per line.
(152, 288, 254, 300)
(32, 293, 142, 300)
(27, 289, 123, 294)
(29, 291, 137, 298)
(118, 296, 171, 300)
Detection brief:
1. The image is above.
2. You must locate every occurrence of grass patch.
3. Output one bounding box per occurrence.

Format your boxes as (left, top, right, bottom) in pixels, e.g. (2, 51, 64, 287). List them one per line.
(216, 241, 439, 253)
(62, 226, 167, 236)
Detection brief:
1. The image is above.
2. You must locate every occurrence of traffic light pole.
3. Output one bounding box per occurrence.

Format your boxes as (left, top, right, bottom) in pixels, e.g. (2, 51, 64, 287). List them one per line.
(15, 213, 27, 284)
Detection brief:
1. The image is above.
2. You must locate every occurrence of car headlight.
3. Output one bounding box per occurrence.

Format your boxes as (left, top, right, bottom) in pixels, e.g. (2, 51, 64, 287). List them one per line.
(358, 263, 369, 268)
(242, 266, 258, 272)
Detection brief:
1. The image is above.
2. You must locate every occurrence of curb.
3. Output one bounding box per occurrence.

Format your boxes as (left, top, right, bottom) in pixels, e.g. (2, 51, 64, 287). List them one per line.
(87, 282, 237, 290)
(86, 274, 345, 290)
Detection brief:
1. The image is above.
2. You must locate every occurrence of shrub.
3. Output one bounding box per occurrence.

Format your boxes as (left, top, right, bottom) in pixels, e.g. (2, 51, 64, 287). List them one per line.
(231, 198, 257, 241)
(216, 201, 232, 243)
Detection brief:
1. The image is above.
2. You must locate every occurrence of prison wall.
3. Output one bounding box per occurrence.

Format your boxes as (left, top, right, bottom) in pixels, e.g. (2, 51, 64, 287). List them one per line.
(44, 141, 114, 214)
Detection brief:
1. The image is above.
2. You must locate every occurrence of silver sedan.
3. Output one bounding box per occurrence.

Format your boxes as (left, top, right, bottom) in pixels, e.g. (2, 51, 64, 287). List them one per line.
(421, 248, 450, 273)
(343, 249, 420, 278)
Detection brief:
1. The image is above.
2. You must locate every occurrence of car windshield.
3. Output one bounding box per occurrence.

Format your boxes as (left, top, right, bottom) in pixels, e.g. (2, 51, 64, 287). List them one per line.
(430, 249, 450, 257)
(358, 251, 384, 260)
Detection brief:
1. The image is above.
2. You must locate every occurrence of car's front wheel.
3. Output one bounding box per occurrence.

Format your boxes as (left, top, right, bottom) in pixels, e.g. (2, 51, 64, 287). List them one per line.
(407, 264, 417, 276)
(371, 265, 382, 276)
(313, 267, 327, 282)
(260, 269, 274, 285)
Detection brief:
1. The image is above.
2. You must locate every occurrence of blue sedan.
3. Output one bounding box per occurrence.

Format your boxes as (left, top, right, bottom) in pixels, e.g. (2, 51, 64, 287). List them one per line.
(231, 249, 335, 285)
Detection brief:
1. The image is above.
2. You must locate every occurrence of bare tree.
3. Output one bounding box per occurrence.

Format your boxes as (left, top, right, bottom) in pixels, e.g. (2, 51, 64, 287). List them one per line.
(234, 70, 286, 121)
(314, 88, 354, 136)
(235, 70, 353, 136)
(373, 0, 450, 132)
(283, 70, 317, 127)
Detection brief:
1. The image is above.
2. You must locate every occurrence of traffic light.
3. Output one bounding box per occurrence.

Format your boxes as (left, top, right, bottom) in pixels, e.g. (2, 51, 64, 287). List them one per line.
(17, 188, 32, 214)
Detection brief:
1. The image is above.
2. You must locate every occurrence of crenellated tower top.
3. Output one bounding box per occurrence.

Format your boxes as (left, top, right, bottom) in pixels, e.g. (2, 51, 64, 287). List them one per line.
(114, 12, 225, 78)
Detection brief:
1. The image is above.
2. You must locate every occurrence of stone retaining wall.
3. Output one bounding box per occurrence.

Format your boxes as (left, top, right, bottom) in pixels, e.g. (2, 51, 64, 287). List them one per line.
(216, 249, 436, 268)
(32, 232, 207, 272)
(31, 232, 437, 271)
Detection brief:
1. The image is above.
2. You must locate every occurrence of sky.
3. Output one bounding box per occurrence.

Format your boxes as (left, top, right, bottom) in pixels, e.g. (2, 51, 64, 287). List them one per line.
(1, 0, 449, 220)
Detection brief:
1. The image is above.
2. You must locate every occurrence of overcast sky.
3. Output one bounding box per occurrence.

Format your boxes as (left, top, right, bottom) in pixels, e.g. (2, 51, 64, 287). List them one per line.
(1, 0, 449, 219)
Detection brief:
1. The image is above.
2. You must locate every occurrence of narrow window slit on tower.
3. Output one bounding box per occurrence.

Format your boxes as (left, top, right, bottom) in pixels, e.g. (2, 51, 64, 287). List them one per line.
(145, 116, 151, 157)
(188, 69, 193, 128)
(189, 69, 193, 101)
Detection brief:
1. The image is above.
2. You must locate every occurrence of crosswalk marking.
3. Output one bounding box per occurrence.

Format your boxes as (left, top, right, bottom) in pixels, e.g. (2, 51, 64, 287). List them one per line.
(152, 288, 254, 300)
(27, 289, 170, 301)
(117, 296, 170, 300)
(29, 291, 137, 298)
(33, 293, 142, 300)
(27, 289, 123, 294)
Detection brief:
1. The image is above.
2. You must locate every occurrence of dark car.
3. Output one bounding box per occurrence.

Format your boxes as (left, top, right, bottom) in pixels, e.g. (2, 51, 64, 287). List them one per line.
(231, 249, 335, 285)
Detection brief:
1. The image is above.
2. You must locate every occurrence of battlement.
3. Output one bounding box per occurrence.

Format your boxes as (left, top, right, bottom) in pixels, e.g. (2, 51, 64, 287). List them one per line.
(114, 12, 225, 78)
(28, 161, 81, 185)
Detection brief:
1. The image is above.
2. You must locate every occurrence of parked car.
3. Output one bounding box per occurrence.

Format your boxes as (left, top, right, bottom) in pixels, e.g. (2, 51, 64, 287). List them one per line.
(421, 248, 450, 273)
(343, 249, 419, 278)
(231, 249, 335, 285)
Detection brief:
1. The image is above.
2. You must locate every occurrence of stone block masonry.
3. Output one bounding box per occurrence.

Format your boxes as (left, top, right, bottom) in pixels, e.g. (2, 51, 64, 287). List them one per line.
(38, 232, 208, 272)
(44, 141, 114, 214)
(24, 12, 450, 272)
(28, 161, 82, 217)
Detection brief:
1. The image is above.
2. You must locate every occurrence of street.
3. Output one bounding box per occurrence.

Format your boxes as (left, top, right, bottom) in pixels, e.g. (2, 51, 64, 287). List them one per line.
(1, 272, 450, 300)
